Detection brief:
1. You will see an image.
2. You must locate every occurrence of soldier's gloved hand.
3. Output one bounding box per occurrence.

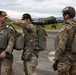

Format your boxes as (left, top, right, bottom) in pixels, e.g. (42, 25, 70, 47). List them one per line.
(0, 51, 6, 58)
(52, 59, 58, 71)
(5, 15, 13, 21)
(51, 60, 56, 68)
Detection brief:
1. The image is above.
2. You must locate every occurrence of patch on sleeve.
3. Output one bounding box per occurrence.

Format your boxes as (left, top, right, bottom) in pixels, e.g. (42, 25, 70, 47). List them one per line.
(60, 27, 65, 32)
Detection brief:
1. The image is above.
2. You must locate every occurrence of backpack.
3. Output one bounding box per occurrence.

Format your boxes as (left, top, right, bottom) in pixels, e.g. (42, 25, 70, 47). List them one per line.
(54, 34, 59, 50)
(35, 27, 47, 51)
(14, 32, 24, 51)
(54, 22, 76, 54)
(0, 24, 24, 50)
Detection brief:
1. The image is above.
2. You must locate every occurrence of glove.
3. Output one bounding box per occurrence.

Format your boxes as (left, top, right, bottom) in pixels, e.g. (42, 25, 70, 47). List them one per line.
(53, 60, 58, 71)
(5, 52, 13, 60)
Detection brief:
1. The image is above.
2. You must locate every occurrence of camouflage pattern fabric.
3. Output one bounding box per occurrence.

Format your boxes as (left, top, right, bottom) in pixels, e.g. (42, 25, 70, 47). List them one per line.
(54, 19, 76, 75)
(3, 59, 14, 75)
(0, 25, 15, 75)
(58, 59, 71, 75)
(23, 54, 38, 75)
(12, 19, 38, 75)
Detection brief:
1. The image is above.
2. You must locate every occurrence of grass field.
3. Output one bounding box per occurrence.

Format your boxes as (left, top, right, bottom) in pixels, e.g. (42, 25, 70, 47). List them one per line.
(43, 23, 62, 30)
(7, 22, 63, 30)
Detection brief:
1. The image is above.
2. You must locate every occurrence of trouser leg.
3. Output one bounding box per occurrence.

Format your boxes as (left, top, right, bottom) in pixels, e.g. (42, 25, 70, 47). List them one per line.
(3, 59, 14, 75)
(58, 60, 71, 75)
(70, 62, 76, 75)
(23, 61, 28, 75)
(0, 59, 3, 75)
(23, 54, 38, 75)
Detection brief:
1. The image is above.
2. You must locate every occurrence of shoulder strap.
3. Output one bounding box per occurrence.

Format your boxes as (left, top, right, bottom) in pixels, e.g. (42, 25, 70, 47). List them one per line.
(5, 24, 16, 34)
(65, 22, 76, 49)
(65, 21, 76, 30)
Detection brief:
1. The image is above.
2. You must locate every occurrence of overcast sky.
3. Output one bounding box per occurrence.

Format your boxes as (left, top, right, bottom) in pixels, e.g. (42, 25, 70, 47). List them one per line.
(0, 0, 76, 19)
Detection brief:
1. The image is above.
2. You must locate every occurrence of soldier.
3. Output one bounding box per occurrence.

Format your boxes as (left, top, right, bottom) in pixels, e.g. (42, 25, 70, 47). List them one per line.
(0, 11, 15, 75)
(52, 6, 76, 75)
(6, 13, 38, 75)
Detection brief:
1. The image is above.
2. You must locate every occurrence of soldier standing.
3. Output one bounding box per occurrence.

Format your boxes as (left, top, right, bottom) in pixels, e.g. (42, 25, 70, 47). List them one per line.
(6, 13, 38, 75)
(0, 11, 15, 75)
(52, 6, 76, 75)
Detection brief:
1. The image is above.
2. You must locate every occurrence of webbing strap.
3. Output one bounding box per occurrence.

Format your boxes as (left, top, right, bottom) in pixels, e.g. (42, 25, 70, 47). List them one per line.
(65, 22, 76, 49)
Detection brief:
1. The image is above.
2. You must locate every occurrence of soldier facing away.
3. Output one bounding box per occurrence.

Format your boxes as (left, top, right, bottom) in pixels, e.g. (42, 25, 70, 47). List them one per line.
(52, 6, 76, 75)
(6, 13, 38, 75)
(0, 11, 15, 75)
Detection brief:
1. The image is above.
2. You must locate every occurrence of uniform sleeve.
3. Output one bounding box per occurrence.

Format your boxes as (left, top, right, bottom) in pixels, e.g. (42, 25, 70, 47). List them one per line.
(5, 36, 15, 53)
(12, 19, 29, 28)
(12, 19, 36, 32)
(54, 26, 69, 60)
(12, 19, 37, 43)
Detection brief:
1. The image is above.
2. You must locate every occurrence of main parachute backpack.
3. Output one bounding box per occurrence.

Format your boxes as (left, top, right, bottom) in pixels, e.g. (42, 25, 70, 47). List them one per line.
(54, 34, 59, 50)
(35, 27, 48, 51)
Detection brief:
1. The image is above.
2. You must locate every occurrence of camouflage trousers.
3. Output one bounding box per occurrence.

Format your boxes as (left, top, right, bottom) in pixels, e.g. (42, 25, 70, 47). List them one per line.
(0, 58, 14, 75)
(23, 54, 38, 75)
(58, 59, 76, 75)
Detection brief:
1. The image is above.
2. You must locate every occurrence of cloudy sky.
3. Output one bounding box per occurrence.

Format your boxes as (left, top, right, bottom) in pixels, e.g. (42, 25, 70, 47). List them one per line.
(0, 0, 76, 19)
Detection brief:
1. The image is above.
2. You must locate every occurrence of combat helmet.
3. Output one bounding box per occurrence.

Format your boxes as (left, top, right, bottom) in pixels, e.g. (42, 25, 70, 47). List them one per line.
(0, 11, 7, 16)
(62, 6, 75, 18)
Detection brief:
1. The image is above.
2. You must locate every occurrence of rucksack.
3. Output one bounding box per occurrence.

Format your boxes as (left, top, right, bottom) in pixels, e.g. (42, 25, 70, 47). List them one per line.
(35, 27, 47, 51)
(54, 34, 59, 50)
(0, 24, 24, 50)
(54, 22, 76, 54)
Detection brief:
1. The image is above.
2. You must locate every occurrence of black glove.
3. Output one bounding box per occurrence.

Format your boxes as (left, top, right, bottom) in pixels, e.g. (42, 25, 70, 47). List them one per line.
(53, 60, 58, 71)
(5, 52, 13, 60)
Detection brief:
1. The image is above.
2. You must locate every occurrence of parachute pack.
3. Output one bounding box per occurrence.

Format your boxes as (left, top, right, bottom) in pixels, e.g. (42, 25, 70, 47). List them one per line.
(0, 24, 47, 51)
(0, 24, 24, 51)
(35, 27, 47, 51)
(54, 22, 76, 54)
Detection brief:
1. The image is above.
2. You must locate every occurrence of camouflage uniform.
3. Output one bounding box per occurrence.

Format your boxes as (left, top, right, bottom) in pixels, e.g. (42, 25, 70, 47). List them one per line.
(12, 19, 38, 75)
(0, 25, 16, 75)
(54, 19, 76, 75)
(0, 11, 15, 75)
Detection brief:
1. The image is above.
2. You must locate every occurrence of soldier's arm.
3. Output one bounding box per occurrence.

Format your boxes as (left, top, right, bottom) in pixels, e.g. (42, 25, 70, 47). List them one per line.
(12, 19, 27, 28)
(6, 16, 36, 31)
(54, 25, 69, 61)
(5, 36, 15, 53)
(6, 16, 28, 28)
(12, 19, 36, 32)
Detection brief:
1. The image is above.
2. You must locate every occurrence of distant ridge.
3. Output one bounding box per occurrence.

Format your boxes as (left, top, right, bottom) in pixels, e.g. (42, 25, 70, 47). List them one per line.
(56, 17, 76, 20)
(56, 17, 63, 20)
(33, 16, 76, 21)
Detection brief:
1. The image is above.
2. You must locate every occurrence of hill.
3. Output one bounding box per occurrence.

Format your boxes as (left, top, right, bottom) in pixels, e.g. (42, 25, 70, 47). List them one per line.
(33, 16, 76, 21)
(56, 17, 76, 20)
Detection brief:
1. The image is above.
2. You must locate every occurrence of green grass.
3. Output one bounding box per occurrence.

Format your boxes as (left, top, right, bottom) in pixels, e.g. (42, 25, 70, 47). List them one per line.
(56, 23, 63, 30)
(7, 22, 22, 30)
(12, 24, 22, 30)
(7, 22, 63, 30)
(43, 23, 63, 30)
